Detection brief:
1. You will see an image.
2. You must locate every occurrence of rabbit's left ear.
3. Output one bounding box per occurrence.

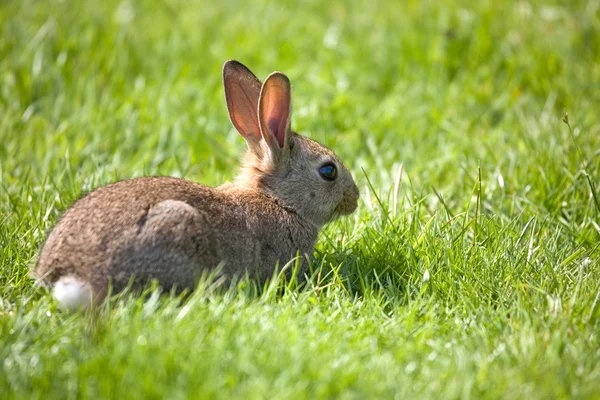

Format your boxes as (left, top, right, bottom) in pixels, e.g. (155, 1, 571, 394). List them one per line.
(258, 72, 292, 159)
(223, 60, 263, 152)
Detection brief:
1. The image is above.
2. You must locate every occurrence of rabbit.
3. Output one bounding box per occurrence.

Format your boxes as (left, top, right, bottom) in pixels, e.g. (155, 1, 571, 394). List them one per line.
(34, 60, 359, 309)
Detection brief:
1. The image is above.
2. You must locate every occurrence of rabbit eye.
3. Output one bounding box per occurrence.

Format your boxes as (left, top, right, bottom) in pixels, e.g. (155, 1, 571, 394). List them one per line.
(318, 163, 337, 181)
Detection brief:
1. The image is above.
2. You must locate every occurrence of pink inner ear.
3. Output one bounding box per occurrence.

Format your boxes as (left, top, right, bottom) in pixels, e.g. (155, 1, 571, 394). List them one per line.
(268, 118, 283, 147)
(259, 73, 291, 150)
(226, 81, 261, 141)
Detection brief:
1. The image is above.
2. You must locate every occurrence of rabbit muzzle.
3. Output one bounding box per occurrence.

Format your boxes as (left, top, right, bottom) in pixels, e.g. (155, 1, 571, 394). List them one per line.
(335, 184, 359, 216)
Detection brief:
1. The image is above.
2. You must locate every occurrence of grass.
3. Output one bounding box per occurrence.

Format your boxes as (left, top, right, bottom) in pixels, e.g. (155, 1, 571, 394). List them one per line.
(1, 0, 600, 398)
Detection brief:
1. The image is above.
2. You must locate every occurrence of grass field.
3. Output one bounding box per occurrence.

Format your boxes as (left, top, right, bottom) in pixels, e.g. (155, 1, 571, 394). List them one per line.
(1, 0, 600, 398)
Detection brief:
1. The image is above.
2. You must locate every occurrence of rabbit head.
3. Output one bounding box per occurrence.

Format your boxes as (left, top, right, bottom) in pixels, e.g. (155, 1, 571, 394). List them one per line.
(223, 60, 359, 228)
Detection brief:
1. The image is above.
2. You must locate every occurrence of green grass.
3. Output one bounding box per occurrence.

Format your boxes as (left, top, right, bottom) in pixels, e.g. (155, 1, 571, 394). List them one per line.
(1, 0, 600, 398)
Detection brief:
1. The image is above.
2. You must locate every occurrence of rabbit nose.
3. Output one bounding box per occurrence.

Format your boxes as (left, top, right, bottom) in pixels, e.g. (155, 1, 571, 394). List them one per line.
(343, 185, 359, 213)
(352, 183, 359, 199)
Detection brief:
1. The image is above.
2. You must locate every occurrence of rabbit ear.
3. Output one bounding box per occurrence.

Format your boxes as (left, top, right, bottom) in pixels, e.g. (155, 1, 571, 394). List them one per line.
(258, 72, 292, 157)
(223, 60, 262, 148)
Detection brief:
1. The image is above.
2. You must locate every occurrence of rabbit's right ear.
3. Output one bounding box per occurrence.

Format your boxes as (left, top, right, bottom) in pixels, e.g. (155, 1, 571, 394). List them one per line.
(223, 60, 263, 151)
(258, 72, 292, 161)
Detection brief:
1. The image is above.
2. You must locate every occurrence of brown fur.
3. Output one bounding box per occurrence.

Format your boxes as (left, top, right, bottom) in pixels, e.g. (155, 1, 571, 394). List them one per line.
(34, 60, 359, 303)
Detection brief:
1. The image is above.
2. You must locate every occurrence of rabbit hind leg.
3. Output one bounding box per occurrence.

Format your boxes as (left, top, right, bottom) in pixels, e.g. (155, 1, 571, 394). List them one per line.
(113, 199, 216, 292)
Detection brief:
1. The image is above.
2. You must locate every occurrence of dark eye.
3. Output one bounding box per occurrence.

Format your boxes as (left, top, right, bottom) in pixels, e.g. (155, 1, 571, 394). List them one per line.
(318, 163, 337, 181)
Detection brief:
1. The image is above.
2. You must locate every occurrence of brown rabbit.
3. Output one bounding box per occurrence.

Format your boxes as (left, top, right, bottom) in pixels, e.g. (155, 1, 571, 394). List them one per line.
(34, 60, 359, 309)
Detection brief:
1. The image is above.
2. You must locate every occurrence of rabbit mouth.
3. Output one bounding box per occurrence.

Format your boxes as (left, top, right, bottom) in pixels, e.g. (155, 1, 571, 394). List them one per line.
(334, 194, 359, 216)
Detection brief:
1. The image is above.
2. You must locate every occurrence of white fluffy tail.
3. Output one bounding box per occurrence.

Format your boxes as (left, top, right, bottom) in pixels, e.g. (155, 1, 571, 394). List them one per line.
(53, 276, 92, 311)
